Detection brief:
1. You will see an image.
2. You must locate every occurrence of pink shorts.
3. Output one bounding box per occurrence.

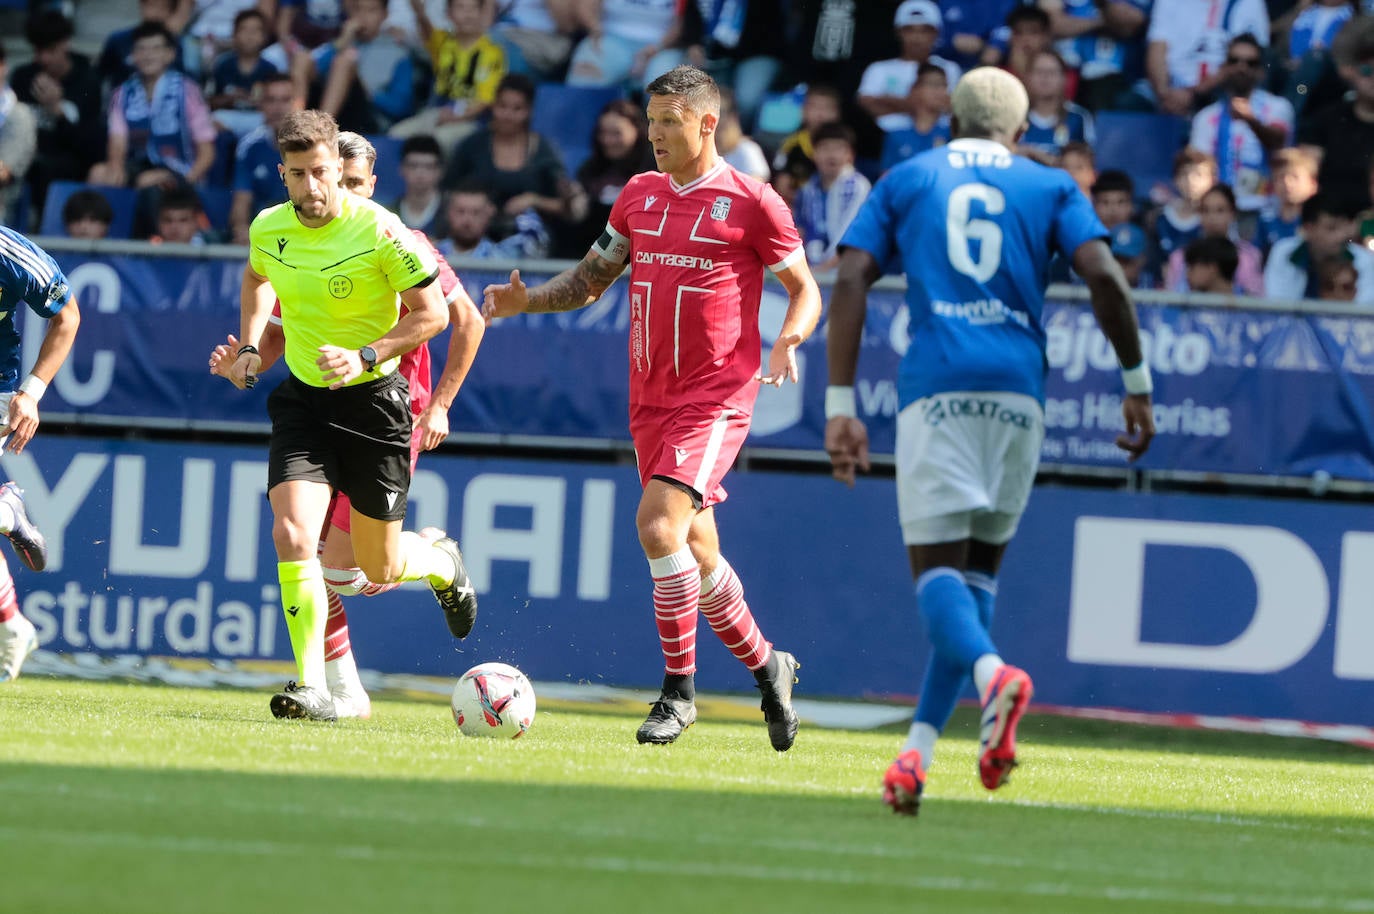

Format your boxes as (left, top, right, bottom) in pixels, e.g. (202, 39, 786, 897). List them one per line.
(630, 403, 751, 508)
(328, 423, 424, 533)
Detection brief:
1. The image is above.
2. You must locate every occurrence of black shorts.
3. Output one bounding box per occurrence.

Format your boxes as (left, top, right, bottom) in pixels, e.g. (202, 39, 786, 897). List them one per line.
(266, 371, 413, 522)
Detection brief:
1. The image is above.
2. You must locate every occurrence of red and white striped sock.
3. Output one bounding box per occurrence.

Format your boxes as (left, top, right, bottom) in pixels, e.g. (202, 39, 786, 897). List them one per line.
(649, 547, 699, 676)
(699, 558, 771, 671)
(323, 588, 351, 663)
(322, 564, 402, 598)
(0, 555, 16, 624)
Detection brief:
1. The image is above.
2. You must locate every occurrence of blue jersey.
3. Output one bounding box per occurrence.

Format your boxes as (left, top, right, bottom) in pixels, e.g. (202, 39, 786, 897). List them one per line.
(840, 138, 1107, 406)
(1021, 104, 1095, 157)
(1054, 0, 1152, 80)
(880, 117, 952, 172)
(0, 228, 73, 391)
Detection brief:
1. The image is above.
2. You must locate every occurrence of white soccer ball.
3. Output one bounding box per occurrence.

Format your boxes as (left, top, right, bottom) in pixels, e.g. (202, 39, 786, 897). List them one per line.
(451, 662, 536, 739)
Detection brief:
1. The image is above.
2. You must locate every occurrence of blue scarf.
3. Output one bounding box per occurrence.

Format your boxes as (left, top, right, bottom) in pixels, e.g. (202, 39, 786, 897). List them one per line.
(120, 70, 194, 175)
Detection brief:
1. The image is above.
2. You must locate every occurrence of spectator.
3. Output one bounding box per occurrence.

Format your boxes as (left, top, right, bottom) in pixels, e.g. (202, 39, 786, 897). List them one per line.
(1300, 16, 1374, 210)
(390, 134, 445, 235)
(1188, 34, 1293, 215)
(205, 8, 280, 138)
(1257, 147, 1319, 253)
(97, 0, 193, 93)
(795, 122, 870, 270)
(989, 5, 1059, 87)
(565, 0, 686, 89)
(1092, 169, 1136, 230)
(490, 0, 578, 82)
(229, 73, 302, 244)
(61, 188, 112, 239)
(187, 0, 271, 76)
(1184, 235, 1240, 293)
(563, 98, 654, 255)
(1266, 193, 1374, 302)
(1059, 140, 1096, 196)
(389, 0, 506, 148)
(277, 0, 344, 51)
(1153, 147, 1218, 262)
(857, 0, 961, 133)
(1288, 0, 1355, 63)
(0, 47, 38, 225)
(936, 0, 1023, 70)
(1165, 184, 1263, 295)
(771, 82, 843, 179)
(10, 11, 106, 227)
(437, 181, 546, 258)
(716, 88, 770, 182)
(1110, 221, 1151, 288)
(1147, 0, 1269, 116)
(879, 62, 951, 172)
(440, 73, 573, 244)
(785, 0, 906, 102)
(677, 0, 789, 132)
(89, 22, 217, 194)
(293, 0, 417, 134)
(149, 185, 209, 243)
(1020, 49, 1094, 164)
(1041, 0, 1152, 111)
(1317, 254, 1360, 301)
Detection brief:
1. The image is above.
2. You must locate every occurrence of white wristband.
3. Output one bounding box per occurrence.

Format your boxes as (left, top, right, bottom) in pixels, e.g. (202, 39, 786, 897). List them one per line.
(1121, 362, 1153, 396)
(17, 375, 46, 403)
(825, 385, 857, 419)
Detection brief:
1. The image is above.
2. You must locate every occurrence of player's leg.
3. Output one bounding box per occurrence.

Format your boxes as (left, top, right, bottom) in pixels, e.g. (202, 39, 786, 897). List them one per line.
(0, 548, 36, 683)
(317, 515, 370, 719)
(268, 477, 338, 720)
(690, 508, 800, 752)
(633, 477, 702, 744)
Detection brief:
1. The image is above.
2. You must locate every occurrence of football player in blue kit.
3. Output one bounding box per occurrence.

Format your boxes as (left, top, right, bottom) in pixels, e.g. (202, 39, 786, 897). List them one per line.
(824, 67, 1155, 815)
(0, 226, 82, 682)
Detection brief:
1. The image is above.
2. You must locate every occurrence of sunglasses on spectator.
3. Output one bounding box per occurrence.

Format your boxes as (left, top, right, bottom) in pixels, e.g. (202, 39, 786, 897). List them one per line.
(1226, 56, 1263, 68)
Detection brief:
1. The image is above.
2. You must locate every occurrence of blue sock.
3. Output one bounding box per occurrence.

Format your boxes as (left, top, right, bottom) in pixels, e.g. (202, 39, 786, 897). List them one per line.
(913, 648, 967, 730)
(916, 567, 997, 673)
(964, 570, 998, 631)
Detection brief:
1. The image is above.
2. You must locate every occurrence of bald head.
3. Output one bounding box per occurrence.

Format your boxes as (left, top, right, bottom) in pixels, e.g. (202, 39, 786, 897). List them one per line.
(951, 67, 1029, 144)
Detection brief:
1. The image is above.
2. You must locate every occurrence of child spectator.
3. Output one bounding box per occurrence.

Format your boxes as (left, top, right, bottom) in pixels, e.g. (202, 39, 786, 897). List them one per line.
(771, 83, 843, 180)
(1059, 141, 1096, 197)
(293, 0, 417, 134)
(98, 0, 193, 93)
(390, 134, 445, 235)
(229, 74, 302, 244)
(858, 1, 961, 133)
(794, 122, 871, 270)
(1092, 170, 1136, 231)
(89, 22, 217, 194)
(437, 181, 547, 258)
(1020, 49, 1094, 164)
(1317, 255, 1359, 302)
(879, 62, 951, 172)
(1188, 34, 1294, 216)
(389, 0, 506, 148)
(1266, 193, 1374, 303)
(1184, 235, 1240, 294)
(1153, 148, 1218, 263)
(150, 186, 209, 244)
(61, 188, 113, 239)
(206, 9, 280, 138)
(716, 88, 769, 182)
(1257, 148, 1319, 254)
(1165, 184, 1263, 296)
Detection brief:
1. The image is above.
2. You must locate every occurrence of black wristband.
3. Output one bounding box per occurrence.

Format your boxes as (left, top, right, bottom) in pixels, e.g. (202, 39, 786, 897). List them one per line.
(237, 344, 259, 356)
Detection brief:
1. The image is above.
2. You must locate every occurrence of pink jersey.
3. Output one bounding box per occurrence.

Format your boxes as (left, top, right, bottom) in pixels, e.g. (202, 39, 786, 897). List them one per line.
(595, 162, 804, 411)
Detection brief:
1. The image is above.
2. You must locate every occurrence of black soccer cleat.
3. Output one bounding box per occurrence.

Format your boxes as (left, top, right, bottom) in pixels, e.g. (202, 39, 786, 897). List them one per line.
(635, 691, 698, 744)
(430, 537, 479, 639)
(0, 483, 47, 572)
(269, 681, 338, 721)
(757, 650, 801, 751)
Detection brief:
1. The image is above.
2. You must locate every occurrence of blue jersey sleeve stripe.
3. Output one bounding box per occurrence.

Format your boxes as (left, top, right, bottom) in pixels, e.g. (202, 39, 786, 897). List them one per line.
(0, 234, 56, 287)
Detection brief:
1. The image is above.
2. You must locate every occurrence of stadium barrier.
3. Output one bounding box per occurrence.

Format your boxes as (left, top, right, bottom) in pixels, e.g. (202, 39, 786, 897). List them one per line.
(8, 435, 1371, 726)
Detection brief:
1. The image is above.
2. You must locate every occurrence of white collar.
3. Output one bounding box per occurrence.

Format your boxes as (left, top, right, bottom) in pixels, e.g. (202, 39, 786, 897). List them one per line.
(945, 137, 1012, 155)
(669, 160, 726, 194)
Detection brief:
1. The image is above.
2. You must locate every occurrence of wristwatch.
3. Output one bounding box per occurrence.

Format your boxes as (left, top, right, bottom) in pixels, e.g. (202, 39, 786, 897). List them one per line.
(359, 345, 379, 372)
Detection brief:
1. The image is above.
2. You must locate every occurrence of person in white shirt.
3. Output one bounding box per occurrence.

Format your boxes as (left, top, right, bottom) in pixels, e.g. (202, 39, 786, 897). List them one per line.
(1265, 194, 1374, 304)
(717, 87, 769, 182)
(1147, 0, 1269, 115)
(858, 0, 962, 132)
(1189, 34, 1294, 213)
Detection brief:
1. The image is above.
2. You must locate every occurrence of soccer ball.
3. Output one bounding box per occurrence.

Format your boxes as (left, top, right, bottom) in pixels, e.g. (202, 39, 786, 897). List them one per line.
(451, 662, 536, 738)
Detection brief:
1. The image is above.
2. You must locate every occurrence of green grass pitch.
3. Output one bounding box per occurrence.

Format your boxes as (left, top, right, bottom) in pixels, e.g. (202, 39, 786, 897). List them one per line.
(2, 678, 1371, 914)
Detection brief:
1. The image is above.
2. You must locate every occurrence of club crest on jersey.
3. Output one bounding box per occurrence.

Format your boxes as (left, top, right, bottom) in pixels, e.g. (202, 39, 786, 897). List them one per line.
(711, 196, 731, 221)
(328, 275, 354, 299)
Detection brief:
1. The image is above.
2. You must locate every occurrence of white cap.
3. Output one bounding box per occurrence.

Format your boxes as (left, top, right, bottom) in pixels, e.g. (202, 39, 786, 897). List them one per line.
(895, 0, 942, 30)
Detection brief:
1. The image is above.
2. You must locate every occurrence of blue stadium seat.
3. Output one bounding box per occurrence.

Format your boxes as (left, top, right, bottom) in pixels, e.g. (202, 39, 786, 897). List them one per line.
(365, 133, 405, 205)
(531, 84, 624, 175)
(39, 182, 137, 238)
(1092, 112, 1189, 199)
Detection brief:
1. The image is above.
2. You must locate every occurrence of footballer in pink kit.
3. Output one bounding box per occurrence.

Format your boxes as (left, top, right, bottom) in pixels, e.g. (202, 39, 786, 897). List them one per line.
(484, 66, 822, 749)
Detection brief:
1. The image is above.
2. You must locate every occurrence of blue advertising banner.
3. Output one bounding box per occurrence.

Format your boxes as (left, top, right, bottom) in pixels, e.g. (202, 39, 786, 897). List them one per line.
(31, 251, 1374, 479)
(10, 436, 1372, 725)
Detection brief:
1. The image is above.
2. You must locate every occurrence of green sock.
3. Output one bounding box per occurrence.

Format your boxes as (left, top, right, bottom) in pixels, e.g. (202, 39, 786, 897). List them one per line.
(278, 558, 328, 691)
(393, 531, 456, 588)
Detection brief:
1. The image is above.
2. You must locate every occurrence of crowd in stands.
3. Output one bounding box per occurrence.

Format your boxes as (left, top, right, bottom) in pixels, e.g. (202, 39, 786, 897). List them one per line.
(0, 0, 1373, 303)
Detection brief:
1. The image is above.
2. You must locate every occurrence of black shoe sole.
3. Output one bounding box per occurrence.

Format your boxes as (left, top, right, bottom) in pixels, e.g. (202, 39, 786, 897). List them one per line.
(7, 534, 46, 572)
(270, 694, 337, 722)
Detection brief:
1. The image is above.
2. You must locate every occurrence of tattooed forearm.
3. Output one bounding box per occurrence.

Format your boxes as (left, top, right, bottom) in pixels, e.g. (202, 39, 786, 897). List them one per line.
(526, 252, 627, 314)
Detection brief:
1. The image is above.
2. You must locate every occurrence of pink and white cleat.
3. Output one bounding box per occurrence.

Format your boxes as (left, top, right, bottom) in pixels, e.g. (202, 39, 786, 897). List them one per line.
(882, 748, 926, 816)
(978, 665, 1034, 790)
